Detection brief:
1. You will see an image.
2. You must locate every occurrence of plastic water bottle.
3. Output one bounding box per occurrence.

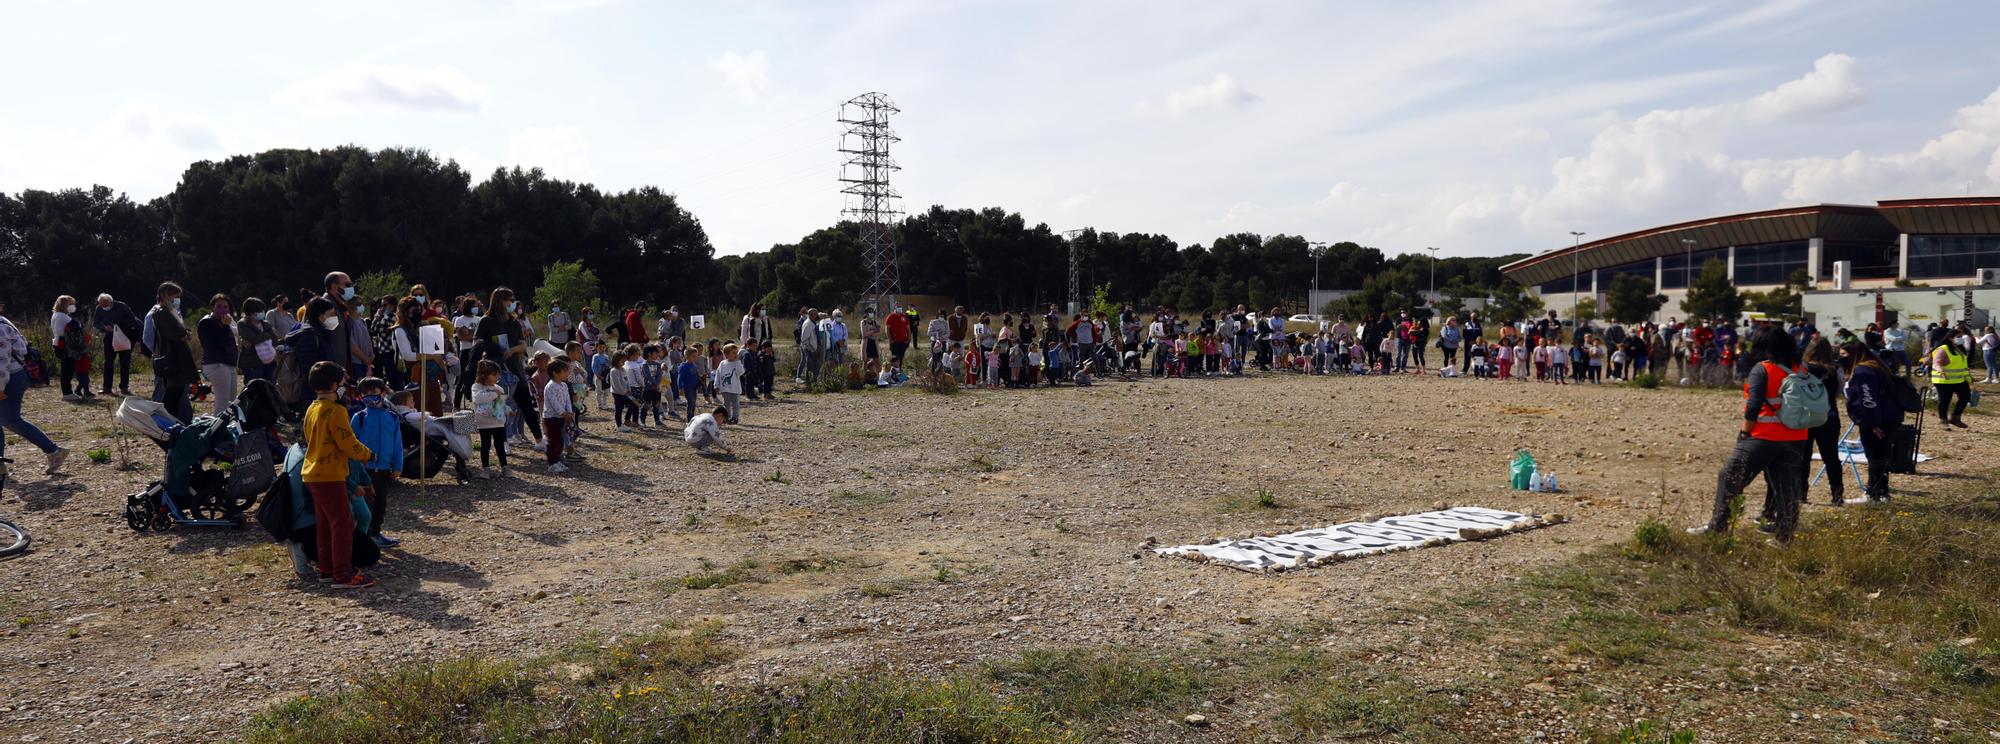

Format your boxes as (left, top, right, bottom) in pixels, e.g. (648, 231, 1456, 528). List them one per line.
(1543, 473, 1558, 492)
(1528, 468, 1543, 492)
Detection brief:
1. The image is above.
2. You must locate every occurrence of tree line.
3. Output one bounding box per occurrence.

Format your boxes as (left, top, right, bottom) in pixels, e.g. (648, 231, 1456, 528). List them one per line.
(1, 146, 1536, 319)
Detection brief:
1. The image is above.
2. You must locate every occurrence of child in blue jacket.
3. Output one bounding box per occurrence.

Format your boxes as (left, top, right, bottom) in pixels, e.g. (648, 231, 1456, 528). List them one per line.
(349, 377, 405, 548)
(674, 346, 703, 421)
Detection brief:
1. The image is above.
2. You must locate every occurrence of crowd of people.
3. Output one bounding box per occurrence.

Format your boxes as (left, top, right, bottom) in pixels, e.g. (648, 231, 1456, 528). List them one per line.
(2, 274, 1997, 581)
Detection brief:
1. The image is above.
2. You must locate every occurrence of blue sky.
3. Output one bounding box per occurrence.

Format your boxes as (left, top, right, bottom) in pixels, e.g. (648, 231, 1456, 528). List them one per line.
(4, 0, 1999, 260)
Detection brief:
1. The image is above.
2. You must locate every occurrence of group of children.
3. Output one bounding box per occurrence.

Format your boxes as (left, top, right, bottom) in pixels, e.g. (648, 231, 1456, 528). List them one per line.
(596, 337, 752, 430)
(944, 338, 1103, 388)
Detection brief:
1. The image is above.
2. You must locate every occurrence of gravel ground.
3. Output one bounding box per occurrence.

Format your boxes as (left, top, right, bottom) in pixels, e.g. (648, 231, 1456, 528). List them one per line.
(2, 370, 1993, 742)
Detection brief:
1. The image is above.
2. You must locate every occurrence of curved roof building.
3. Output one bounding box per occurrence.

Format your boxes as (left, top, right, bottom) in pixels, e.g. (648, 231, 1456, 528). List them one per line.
(1499, 197, 2000, 301)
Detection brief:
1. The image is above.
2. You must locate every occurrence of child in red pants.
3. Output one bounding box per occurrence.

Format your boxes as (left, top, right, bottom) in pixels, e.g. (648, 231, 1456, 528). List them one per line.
(541, 358, 576, 473)
(302, 361, 375, 589)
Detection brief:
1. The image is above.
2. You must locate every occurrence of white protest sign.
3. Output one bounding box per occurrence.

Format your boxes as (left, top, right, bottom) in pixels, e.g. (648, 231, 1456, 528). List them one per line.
(417, 324, 447, 356)
(691, 314, 706, 329)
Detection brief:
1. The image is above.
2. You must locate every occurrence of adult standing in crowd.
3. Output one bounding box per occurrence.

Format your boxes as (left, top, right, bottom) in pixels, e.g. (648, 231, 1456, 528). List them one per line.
(547, 301, 573, 346)
(1800, 338, 1844, 506)
(1460, 312, 1483, 374)
(452, 297, 482, 406)
(0, 298, 68, 475)
(317, 272, 367, 380)
(395, 297, 446, 416)
(196, 293, 240, 415)
(1928, 327, 1971, 429)
(281, 297, 340, 409)
(50, 295, 94, 401)
(1979, 325, 1998, 384)
(660, 306, 687, 344)
(408, 284, 438, 320)
(739, 303, 771, 399)
(1438, 316, 1461, 371)
(148, 282, 199, 424)
(1841, 342, 1902, 502)
(477, 287, 541, 445)
(369, 294, 400, 390)
(1695, 329, 1808, 542)
(90, 292, 140, 396)
(860, 309, 882, 367)
(622, 301, 651, 347)
(265, 293, 299, 341)
(236, 297, 276, 385)
(885, 302, 911, 368)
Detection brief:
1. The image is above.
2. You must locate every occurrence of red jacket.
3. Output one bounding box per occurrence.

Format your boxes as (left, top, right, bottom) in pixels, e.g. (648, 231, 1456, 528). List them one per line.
(623, 309, 650, 345)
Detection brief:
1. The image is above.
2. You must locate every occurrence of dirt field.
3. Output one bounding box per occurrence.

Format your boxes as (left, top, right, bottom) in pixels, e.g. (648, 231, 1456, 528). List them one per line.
(3, 370, 1995, 742)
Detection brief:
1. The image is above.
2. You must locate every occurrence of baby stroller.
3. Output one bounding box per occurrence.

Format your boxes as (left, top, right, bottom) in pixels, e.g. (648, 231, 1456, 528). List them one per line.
(116, 379, 285, 531)
(399, 407, 474, 482)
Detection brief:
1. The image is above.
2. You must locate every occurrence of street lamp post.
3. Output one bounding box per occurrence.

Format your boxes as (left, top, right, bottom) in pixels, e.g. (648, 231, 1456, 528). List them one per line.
(1568, 231, 1586, 324)
(1309, 241, 1327, 315)
(1679, 238, 1696, 291)
(1424, 246, 1441, 310)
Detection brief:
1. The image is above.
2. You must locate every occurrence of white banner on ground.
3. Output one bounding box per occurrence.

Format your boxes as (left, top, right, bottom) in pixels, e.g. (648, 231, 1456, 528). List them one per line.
(1154, 506, 1558, 573)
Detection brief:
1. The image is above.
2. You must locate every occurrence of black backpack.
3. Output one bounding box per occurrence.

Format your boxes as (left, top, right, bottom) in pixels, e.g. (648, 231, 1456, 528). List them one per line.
(1889, 375, 1922, 414)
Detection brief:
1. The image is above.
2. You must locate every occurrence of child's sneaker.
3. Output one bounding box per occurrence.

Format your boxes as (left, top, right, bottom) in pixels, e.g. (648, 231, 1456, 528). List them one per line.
(329, 573, 377, 590)
(548, 463, 569, 474)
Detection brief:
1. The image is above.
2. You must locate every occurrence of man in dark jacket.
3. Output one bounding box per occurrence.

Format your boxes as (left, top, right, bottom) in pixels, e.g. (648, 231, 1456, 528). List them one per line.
(91, 293, 141, 395)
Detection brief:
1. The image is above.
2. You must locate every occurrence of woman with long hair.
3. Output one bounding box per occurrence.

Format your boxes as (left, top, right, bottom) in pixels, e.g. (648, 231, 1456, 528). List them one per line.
(1840, 342, 1902, 502)
(394, 296, 445, 416)
(1801, 338, 1845, 505)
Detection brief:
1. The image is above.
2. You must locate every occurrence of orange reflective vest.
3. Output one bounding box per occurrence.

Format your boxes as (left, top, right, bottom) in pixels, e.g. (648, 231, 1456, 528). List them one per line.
(1746, 361, 1808, 442)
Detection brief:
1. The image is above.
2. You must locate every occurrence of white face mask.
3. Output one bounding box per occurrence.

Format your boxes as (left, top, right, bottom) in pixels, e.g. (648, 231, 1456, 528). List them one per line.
(64, 304, 76, 314)
(321, 315, 339, 331)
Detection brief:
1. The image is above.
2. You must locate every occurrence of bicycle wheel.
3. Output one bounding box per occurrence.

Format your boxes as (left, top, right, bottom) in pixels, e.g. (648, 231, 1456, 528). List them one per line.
(0, 519, 28, 558)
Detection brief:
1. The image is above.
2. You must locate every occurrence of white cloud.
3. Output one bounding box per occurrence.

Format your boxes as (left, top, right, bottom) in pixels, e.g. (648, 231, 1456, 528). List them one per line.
(275, 63, 486, 115)
(1150, 74, 1260, 117)
(1684, 0, 1817, 38)
(708, 50, 771, 104)
(508, 126, 591, 180)
(1060, 189, 1099, 211)
(1744, 53, 1864, 121)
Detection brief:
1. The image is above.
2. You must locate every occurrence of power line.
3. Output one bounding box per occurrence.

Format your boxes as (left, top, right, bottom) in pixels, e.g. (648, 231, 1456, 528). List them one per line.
(840, 92, 903, 318)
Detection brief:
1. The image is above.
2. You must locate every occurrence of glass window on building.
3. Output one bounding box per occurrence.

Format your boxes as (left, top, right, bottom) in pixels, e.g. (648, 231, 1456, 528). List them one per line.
(1732, 241, 1808, 285)
(1821, 240, 1899, 280)
(1659, 248, 1728, 289)
(1599, 259, 1656, 292)
(1538, 274, 1579, 295)
(1907, 235, 2000, 279)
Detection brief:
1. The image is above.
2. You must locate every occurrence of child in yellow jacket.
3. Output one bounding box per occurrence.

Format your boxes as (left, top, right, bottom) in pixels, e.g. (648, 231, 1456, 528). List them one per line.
(302, 361, 375, 589)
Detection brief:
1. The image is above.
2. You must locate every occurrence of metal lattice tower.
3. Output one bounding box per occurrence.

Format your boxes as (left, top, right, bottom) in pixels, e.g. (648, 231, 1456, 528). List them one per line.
(1061, 229, 1086, 316)
(839, 93, 903, 317)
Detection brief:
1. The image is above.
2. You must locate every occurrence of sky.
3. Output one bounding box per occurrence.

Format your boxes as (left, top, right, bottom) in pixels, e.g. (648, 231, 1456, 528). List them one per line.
(4, 0, 2000, 261)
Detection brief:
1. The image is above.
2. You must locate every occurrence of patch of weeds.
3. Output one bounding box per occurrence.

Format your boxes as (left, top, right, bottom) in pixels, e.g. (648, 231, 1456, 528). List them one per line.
(841, 428, 897, 440)
(933, 561, 954, 583)
(578, 623, 736, 684)
(684, 512, 701, 528)
(1054, 518, 1070, 533)
(1632, 518, 1670, 551)
(680, 558, 762, 590)
(969, 453, 998, 473)
(1557, 607, 1677, 664)
(1255, 489, 1280, 509)
(1281, 677, 1447, 740)
(1625, 372, 1661, 389)
(762, 467, 789, 484)
(66, 627, 81, 639)
(779, 555, 854, 574)
(1919, 642, 1992, 685)
(1597, 719, 1696, 743)
(15, 616, 32, 628)
(985, 649, 1205, 720)
(85, 447, 112, 464)
(858, 582, 903, 598)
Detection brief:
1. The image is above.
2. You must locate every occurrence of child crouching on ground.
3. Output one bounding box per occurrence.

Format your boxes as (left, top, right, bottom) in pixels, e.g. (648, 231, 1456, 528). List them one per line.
(542, 358, 575, 473)
(684, 405, 732, 455)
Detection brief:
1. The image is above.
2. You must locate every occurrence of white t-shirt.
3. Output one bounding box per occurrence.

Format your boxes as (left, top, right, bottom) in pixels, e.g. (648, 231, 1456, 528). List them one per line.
(714, 359, 744, 394)
(1981, 332, 1998, 351)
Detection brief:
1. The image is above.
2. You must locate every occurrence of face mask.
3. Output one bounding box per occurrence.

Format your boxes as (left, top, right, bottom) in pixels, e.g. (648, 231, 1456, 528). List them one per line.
(171, 297, 182, 311)
(415, 294, 426, 305)
(64, 304, 76, 314)
(321, 315, 339, 331)
(214, 307, 231, 320)
(510, 301, 520, 313)
(356, 304, 368, 316)
(472, 307, 483, 317)
(341, 286, 356, 301)
(551, 305, 560, 313)
(363, 394, 384, 406)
